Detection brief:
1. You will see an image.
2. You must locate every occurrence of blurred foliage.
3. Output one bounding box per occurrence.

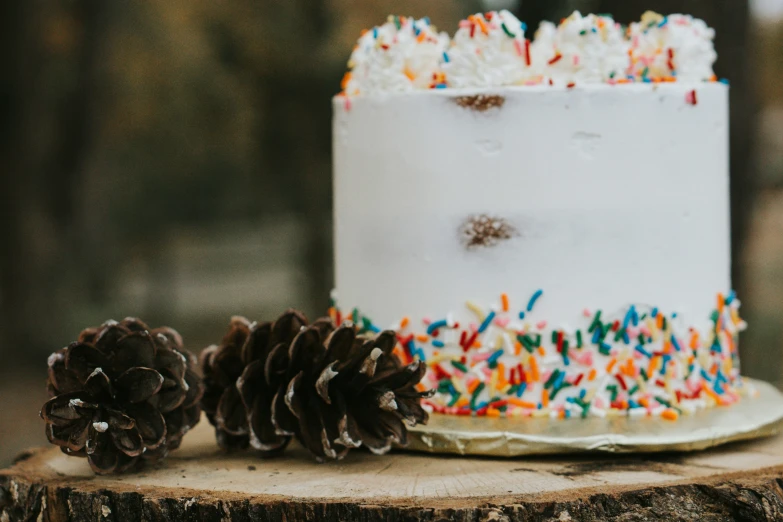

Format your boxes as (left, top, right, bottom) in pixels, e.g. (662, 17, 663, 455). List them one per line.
(0, 0, 782, 468)
(0, 0, 780, 372)
(0, 1, 474, 360)
(758, 22, 783, 106)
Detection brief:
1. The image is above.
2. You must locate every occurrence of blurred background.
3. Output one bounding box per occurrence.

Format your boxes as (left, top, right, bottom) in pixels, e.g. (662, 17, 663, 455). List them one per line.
(0, 0, 781, 466)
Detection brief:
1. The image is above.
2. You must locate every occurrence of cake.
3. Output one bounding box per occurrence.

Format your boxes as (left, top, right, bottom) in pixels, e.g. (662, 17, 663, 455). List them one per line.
(331, 11, 748, 421)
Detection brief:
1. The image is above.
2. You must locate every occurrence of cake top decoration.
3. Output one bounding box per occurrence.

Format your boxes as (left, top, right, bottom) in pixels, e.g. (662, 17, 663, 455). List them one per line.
(339, 10, 720, 96)
(530, 12, 630, 85)
(442, 10, 530, 89)
(341, 15, 449, 96)
(629, 11, 717, 82)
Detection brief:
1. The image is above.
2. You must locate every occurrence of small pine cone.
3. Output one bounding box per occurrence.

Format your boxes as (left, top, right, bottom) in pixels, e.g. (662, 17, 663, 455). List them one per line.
(40, 318, 204, 474)
(273, 324, 433, 461)
(199, 310, 308, 454)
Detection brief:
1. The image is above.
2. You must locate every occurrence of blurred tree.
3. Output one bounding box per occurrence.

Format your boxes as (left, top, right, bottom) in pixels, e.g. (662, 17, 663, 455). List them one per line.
(758, 22, 783, 108)
(1, 1, 107, 357)
(516, 0, 573, 31)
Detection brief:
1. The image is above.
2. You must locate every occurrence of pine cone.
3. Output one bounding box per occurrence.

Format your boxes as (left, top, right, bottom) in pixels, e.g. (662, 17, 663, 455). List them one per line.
(272, 324, 433, 461)
(40, 318, 204, 474)
(199, 310, 308, 453)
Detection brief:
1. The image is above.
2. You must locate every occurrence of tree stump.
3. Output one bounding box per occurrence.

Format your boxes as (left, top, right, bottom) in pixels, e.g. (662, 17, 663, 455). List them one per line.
(3, 419, 783, 521)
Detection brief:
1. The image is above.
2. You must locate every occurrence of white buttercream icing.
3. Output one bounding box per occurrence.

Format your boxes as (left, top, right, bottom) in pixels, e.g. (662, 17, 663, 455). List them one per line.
(340, 11, 720, 96)
(531, 12, 630, 85)
(629, 11, 717, 81)
(529, 20, 556, 80)
(442, 10, 531, 88)
(342, 16, 449, 96)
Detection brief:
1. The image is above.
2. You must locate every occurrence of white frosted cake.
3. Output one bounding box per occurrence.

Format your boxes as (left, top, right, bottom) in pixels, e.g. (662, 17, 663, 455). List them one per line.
(331, 11, 748, 420)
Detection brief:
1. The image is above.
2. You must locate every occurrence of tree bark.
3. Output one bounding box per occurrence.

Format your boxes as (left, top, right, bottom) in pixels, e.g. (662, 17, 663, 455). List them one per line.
(3, 475, 783, 521)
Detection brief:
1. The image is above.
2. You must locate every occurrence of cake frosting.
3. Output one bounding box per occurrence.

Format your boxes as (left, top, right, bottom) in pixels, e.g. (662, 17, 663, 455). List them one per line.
(342, 16, 449, 96)
(530, 12, 629, 85)
(629, 11, 717, 82)
(338, 10, 720, 95)
(442, 10, 531, 88)
(333, 12, 744, 420)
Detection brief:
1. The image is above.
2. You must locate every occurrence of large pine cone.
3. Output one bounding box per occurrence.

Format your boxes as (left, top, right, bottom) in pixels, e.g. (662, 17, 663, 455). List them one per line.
(40, 318, 204, 474)
(199, 311, 307, 453)
(272, 324, 433, 461)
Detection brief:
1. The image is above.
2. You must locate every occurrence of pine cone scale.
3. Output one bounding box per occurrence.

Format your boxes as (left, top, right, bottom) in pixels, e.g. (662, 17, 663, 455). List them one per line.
(270, 388, 298, 436)
(41, 392, 84, 425)
(104, 407, 135, 430)
(315, 362, 339, 404)
(115, 367, 164, 404)
(298, 399, 341, 461)
(107, 332, 157, 375)
(378, 410, 407, 445)
(92, 323, 125, 353)
(317, 394, 349, 450)
(110, 427, 144, 457)
(263, 343, 290, 386)
(236, 359, 265, 411)
(269, 311, 308, 349)
(65, 343, 108, 382)
(288, 329, 325, 379)
(183, 368, 203, 406)
(88, 432, 136, 474)
(284, 371, 306, 420)
(322, 327, 355, 366)
(370, 360, 426, 389)
(47, 353, 82, 396)
(125, 403, 167, 449)
(236, 359, 289, 449)
(215, 384, 247, 436)
(241, 322, 271, 366)
(46, 417, 90, 450)
(83, 368, 113, 399)
(154, 343, 188, 381)
(157, 390, 187, 414)
(212, 346, 245, 389)
(247, 397, 287, 452)
(336, 412, 363, 449)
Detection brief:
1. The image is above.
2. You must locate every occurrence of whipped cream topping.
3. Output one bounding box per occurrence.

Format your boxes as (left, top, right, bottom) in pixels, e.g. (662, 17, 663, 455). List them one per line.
(530, 12, 630, 85)
(342, 16, 449, 96)
(442, 10, 531, 88)
(629, 11, 717, 81)
(340, 11, 720, 95)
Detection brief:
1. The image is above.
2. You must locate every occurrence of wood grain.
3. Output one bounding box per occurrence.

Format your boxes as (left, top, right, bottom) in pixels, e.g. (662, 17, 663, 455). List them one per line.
(3, 417, 783, 521)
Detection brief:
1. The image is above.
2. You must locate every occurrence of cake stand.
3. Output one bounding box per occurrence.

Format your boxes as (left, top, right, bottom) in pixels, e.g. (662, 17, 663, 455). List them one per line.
(407, 378, 783, 457)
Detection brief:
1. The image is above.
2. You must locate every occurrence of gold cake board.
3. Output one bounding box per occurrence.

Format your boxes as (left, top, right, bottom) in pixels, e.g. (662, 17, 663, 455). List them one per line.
(406, 378, 783, 457)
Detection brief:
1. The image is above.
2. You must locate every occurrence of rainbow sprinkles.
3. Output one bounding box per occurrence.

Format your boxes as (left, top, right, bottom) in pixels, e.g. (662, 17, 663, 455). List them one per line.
(339, 10, 726, 100)
(329, 291, 752, 421)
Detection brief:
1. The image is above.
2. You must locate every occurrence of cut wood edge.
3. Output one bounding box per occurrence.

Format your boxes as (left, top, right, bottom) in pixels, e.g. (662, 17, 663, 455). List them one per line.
(3, 466, 783, 521)
(3, 444, 783, 521)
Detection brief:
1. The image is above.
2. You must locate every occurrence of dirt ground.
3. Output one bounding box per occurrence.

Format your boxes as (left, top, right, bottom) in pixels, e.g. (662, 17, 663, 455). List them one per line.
(0, 364, 49, 467)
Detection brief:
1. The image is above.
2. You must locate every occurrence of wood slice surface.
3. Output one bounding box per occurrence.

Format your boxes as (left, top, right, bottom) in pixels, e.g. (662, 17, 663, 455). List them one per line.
(3, 418, 783, 521)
